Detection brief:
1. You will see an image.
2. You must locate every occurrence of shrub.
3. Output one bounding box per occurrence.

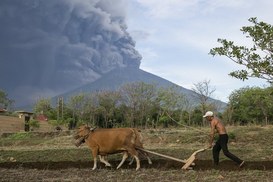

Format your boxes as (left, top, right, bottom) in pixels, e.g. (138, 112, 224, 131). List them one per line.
(7, 132, 33, 140)
(29, 119, 40, 129)
(229, 132, 236, 140)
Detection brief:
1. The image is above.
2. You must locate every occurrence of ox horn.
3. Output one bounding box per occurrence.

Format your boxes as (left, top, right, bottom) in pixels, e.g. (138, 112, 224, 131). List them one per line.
(90, 127, 97, 132)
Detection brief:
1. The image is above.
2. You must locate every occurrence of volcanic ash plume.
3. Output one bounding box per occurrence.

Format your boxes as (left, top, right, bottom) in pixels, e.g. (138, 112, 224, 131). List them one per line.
(0, 0, 141, 106)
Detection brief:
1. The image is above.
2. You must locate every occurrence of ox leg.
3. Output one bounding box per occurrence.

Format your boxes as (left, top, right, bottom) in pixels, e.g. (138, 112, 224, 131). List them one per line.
(92, 157, 97, 170)
(116, 152, 128, 169)
(147, 156, 152, 165)
(133, 155, 140, 171)
(99, 155, 112, 167)
(127, 148, 140, 171)
(128, 157, 134, 165)
(143, 152, 152, 164)
(136, 149, 152, 165)
(91, 149, 98, 170)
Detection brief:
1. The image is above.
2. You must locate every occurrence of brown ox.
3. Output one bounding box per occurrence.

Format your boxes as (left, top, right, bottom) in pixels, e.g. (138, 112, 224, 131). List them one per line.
(74, 125, 152, 170)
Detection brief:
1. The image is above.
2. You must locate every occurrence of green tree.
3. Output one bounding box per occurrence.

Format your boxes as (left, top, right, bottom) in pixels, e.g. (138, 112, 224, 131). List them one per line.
(0, 89, 13, 110)
(228, 87, 253, 125)
(68, 93, 85, 129)
(210, 17, 273, 83)
(120, 82, 157, 128)
(190, 108, 203, 126)
(156, 86, 187, 128)
(228, 86, 273, 125)
(33, 98, 53, 117)
(82, 93, 98, 126)
(96, 90, 121, 128)
(253, 87, 273, 125)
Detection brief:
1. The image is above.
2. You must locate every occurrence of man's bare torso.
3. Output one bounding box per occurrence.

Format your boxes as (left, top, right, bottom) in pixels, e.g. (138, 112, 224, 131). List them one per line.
(211, 117, 227, 135)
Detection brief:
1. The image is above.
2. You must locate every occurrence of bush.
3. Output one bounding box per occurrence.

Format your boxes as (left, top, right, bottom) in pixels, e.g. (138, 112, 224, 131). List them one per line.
(49, 119, 67, 126)
(29, 120, 40, 129)
(229, 132, 236, 140)
(7, 132, 33, 140)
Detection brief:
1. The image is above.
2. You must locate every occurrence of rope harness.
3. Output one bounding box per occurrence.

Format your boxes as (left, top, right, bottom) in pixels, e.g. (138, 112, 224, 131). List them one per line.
(75, 128, 94, 147)
(165, 112, 210, 137)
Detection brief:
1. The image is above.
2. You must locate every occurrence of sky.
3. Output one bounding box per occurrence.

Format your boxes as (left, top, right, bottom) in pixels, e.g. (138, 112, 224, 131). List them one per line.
(0, 0, 272, 107)
(0, 0, 141, 106)
(126, 0, 272, 102)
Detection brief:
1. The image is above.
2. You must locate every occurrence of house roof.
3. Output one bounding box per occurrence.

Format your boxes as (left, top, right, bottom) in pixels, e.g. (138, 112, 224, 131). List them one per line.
(0, 108, 7, 113)
(15, 111, 34, 115)
(35, 114, 48, 121)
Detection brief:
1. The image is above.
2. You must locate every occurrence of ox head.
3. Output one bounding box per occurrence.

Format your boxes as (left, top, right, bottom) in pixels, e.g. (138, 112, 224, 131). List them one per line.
(74, 125, 96, 147)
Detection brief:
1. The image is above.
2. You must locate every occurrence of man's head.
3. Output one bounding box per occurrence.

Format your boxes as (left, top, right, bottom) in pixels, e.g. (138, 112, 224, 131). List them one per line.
(203, 111, 214, 121)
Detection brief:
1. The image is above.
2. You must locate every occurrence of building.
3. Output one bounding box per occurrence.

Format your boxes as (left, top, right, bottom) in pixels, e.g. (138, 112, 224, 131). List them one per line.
(16, 111, 34, 131)
(0, 108, 7, 114)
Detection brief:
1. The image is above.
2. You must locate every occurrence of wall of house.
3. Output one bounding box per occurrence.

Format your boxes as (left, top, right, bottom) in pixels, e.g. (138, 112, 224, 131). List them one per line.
(33, 121, 56, 132)
(0, 115, 25, 133)
(0, 115, 60, 133)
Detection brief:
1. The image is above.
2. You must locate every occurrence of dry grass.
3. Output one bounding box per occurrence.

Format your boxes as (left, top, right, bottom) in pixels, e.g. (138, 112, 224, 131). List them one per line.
(0, 125, 273, 181)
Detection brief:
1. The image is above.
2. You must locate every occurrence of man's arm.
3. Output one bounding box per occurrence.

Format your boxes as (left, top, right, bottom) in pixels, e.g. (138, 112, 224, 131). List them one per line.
(209, 120, 216, 148)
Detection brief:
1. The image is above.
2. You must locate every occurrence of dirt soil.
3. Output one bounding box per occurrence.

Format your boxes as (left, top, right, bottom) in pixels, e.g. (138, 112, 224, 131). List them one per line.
(1, 127, 273, 181)
(1, 160, 273, 182)
(1, 159, 272, 171)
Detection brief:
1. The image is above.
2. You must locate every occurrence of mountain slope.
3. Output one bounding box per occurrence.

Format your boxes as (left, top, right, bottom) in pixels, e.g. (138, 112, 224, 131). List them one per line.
(57, 67, 226, 109)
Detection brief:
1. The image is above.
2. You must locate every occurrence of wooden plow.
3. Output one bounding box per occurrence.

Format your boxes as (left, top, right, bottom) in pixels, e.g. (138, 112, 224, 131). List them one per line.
(137, 147, 208, 170)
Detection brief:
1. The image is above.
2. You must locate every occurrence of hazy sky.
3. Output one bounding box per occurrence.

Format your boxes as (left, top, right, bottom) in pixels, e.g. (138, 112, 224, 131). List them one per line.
(0, 0, 140, 106)
(1, 0, 272, 106)
(126, 0, 272, 102)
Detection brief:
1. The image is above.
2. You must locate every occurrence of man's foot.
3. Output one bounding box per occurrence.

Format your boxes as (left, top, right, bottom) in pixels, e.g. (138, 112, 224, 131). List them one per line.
(239, 161, 245, 168)
(213, 162, 219, 168)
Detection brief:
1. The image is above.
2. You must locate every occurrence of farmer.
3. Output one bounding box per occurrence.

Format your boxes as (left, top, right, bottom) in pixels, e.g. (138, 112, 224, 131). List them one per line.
(203, 111, 245, 167)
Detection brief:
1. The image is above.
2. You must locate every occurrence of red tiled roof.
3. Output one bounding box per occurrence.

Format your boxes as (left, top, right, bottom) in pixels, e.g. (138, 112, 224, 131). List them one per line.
(0, 108, 7, 112)
(36, 114, 48, 121)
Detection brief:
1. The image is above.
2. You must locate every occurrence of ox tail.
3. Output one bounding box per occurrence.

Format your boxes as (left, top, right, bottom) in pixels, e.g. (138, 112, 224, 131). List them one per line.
(130, 128, 144, 148)
(130, 129, 153, 165)
(135, 146, 153, 165)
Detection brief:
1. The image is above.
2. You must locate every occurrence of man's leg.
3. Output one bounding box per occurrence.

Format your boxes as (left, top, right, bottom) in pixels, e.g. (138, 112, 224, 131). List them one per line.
(212, 141, 221, 165)
(219, 134, 243, 164)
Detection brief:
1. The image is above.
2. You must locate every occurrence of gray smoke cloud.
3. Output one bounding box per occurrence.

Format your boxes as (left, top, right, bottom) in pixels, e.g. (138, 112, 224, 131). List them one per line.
(0, 0, 141, 107)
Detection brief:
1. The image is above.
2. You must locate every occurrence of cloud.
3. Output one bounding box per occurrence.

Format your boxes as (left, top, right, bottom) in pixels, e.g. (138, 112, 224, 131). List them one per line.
(127, 0, 272, 103)
(135, 0, 198, 19)
(134, 0, 271, 20)
(0, 0, 141, 106)
(129, 30, 151, 41)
